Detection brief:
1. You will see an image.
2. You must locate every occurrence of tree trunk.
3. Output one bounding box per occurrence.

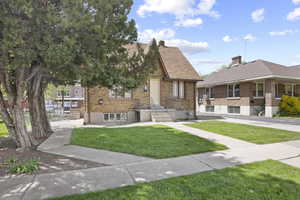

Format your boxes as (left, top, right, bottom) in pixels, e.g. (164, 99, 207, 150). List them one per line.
(11, 104, 34, 150)
(27, 75, 52, 139)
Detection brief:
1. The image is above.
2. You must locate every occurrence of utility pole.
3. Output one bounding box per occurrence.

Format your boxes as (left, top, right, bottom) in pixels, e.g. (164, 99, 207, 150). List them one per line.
(244, 39, 248, 63)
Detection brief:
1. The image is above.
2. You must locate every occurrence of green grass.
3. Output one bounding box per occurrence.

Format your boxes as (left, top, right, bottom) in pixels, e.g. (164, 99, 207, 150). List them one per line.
(187, 121, 300, 144)
(0, 122, 8, 138)
(50, 160, 300, 200)
(71, 125, 227, 158)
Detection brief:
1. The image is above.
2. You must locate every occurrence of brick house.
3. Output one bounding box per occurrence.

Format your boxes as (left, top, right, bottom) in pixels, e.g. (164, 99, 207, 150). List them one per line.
(84, 42, 201, 125)
(197, 56, 300, 117)
(54, 84, 85, 117)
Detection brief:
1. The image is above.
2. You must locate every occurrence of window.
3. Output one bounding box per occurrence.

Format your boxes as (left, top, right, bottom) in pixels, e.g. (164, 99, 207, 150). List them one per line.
(227, 84, 240, 98)
(179, 81, 185, 98)
(109, 86, 132, 99)
(206, 106, 215, 112)
(173, 81, 185, 98)
(285, 84, 296, 97)
(71, 101, 78, 108)
(57, 90, 70, 97)
(296, 85, 300, 97)
(74, 89, 80, 97)
(104, 113, 128, 121)
(275, 83, 285, 98)
(255, 82, 264, 97)
(228, 106, 240, 114)
(205, 87, 215, 99)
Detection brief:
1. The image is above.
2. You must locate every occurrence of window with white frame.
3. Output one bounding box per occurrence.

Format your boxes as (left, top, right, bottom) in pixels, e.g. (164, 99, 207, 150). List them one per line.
(179, 81, 185, 98)
(255, 82, 264, 97)
(173, 81, 185, 98)
(228, 106, 240, 114)
(205, 87, 215, 99)
(285, 84, 296, 96)
(275, 83, 285, 98)
(104, 113, 128, 121)
(227, 84, 240, 98)
(109, 86, 132, 99)
(57, 89, 70, 97)
(172, 81, 178, 97)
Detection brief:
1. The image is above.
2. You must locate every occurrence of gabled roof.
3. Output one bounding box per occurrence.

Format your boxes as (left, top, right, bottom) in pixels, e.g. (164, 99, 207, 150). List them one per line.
(159, 46, 201, 81)
(198, 59, 300, 87)
(124, 42, 201, 81)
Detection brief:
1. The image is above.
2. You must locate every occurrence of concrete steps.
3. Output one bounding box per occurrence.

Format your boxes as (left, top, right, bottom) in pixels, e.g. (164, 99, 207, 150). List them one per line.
(151, 111, 174, 122)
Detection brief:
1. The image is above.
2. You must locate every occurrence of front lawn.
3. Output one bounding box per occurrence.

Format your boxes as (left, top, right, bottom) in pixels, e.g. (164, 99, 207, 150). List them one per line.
(50, 160, 300, 200)
(0, 122, 8, 138)
(71, 125, 227, 158)
(187, 121, 300, 144)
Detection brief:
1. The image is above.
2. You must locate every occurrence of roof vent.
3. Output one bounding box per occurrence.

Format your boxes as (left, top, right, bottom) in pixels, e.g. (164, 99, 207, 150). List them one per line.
(232, 56, 242, 66)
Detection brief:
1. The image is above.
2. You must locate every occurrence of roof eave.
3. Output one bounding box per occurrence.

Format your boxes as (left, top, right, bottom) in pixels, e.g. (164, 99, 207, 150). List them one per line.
(197, 75, 300, 88)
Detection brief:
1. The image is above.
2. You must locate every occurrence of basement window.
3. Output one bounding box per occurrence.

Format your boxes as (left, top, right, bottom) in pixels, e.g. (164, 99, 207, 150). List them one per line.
(104, 113, 128, 121)
(228, 106, 240, 114)
(206, 106, 215, 112)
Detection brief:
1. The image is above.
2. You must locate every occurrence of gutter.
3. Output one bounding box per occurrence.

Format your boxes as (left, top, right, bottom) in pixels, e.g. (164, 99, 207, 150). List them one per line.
(198, 75, 300, 88)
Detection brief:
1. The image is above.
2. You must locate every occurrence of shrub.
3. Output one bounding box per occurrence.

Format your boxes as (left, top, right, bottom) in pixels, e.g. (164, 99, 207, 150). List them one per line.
(279, 95, 300, 116)
(7, 159, 39, 174)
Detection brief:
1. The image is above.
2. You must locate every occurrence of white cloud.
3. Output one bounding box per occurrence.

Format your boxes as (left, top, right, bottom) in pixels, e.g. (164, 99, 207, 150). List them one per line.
(244, 34, 256, 41)
(175, 17, 203, 27)
(137, 0, 219, 19)
(293, 0, 300, 5)
(138, 28, 209, 54)
(269, 29, 298, 36)
(197, 0, 220, 18)
(138, 28, 176, 42)
(296, 54, 300, 58)
(251, 8, 265, 23)
(287, 8, 300, 21)
(222, 35, 233, 42)
(192, 58, 225, 64)
(165, 39, 209, 54)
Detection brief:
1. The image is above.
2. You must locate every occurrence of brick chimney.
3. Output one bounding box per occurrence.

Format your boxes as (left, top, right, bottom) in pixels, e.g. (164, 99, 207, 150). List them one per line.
(232, 56, 242, 65)
(159, 40, 165, 47)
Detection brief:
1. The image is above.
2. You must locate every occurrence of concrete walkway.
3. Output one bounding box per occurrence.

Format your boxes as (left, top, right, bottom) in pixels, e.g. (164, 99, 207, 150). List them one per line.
(2, 119, 300, 200)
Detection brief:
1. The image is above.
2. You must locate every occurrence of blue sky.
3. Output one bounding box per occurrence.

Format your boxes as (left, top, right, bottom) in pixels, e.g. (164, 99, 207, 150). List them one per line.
(129, 0, 300, 75)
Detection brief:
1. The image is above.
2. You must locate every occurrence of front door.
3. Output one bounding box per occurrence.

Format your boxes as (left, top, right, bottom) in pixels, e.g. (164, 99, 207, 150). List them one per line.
(150, 78, 160, 106)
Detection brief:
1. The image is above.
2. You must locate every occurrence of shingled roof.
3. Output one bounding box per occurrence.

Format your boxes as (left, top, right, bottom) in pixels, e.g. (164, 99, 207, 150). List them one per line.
(158, 46, 201, 81)
(198, 59, 300, 87)
(124, 42, 201, 81)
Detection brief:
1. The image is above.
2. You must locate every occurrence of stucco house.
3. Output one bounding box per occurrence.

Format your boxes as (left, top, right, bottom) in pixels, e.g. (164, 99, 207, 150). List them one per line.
(197, 56, 300, 117)
(84, 41, 201, 125)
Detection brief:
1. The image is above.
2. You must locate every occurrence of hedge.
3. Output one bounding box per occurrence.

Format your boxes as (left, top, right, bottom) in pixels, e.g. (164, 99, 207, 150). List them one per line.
(279, 95, 300, 116)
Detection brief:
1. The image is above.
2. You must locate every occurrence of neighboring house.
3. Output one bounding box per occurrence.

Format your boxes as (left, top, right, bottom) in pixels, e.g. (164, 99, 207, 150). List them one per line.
(84, 41, 201, 125)
(197, 56, 300, 117)
(54, 84, 85, 117)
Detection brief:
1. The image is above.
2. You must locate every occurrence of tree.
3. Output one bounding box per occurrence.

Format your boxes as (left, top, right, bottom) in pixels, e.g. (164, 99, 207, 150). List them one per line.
(0, 0, 158, 150)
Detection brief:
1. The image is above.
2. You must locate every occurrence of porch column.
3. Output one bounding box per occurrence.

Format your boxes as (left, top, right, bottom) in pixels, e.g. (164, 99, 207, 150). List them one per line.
(265, 79, 277, 117)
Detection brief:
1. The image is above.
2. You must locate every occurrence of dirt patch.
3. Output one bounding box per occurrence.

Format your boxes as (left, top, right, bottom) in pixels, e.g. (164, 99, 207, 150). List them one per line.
(0, 148, 106, 177)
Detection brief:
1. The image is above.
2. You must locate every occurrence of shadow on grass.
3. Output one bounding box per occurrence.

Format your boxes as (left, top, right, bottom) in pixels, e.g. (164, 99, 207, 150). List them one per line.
(47, 160, 300, 200)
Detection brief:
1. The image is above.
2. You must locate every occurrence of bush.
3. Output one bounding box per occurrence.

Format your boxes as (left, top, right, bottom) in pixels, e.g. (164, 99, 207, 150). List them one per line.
(7, 158, 39, 174)
(279, 95, 300, 116)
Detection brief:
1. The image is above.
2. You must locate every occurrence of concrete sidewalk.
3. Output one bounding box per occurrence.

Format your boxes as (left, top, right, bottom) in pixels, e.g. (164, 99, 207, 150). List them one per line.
(2, 119, 300, 200)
